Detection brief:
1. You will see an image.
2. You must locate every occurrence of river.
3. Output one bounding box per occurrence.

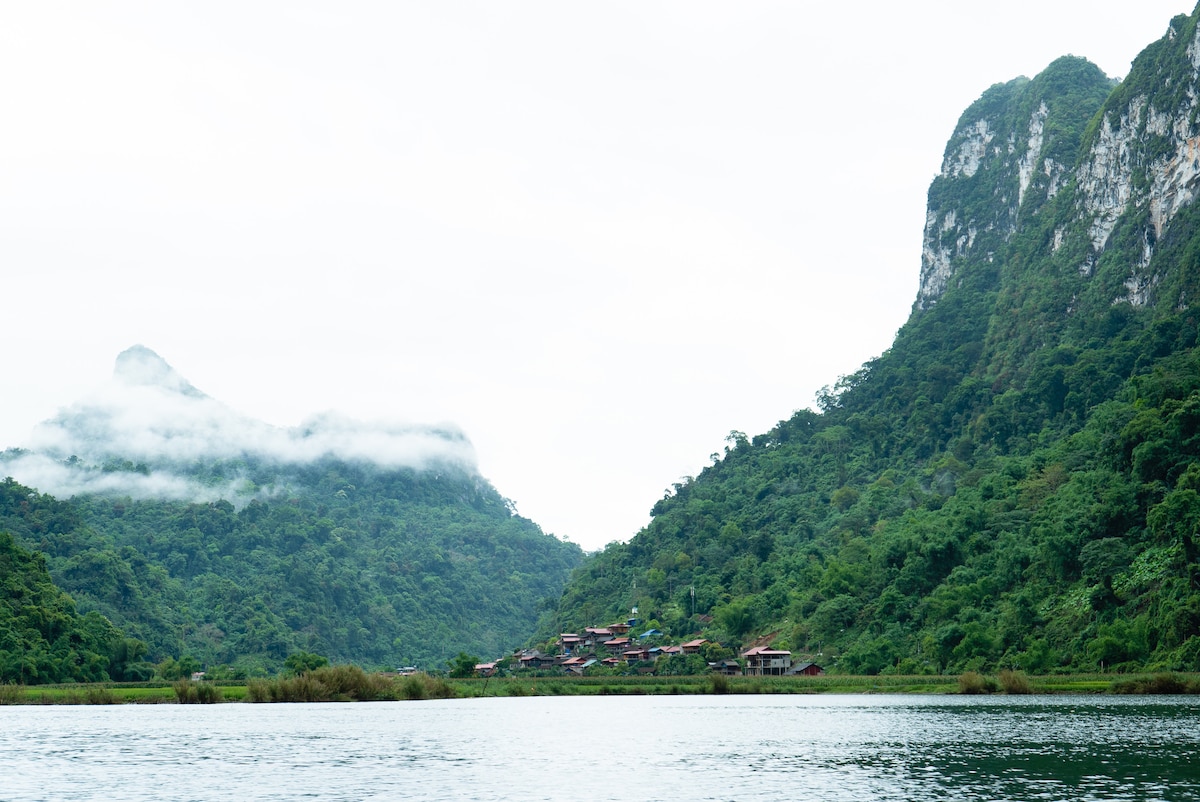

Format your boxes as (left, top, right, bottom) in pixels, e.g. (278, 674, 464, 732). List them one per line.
(4, 694, 1200, 801)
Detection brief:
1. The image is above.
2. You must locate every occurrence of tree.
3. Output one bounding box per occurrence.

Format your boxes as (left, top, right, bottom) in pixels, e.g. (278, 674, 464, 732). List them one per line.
(284, 651, 330, 675)
(447, 652, 481, 678)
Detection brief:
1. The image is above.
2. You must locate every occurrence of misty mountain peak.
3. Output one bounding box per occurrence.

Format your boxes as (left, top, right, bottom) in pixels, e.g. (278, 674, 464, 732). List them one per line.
(114, 345, 206, 398)
(4, 346, 480, 505)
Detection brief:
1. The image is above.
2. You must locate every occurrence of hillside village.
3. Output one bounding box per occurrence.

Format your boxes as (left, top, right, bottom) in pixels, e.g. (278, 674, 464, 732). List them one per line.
(473, 618, 824, 678)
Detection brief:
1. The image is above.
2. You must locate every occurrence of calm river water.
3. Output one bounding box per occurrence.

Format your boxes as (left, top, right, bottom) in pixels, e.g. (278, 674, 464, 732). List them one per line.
(3, 694, 1200, 801)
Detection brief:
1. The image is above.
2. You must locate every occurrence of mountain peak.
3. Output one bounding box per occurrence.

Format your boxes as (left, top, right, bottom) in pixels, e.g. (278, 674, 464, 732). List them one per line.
(113, 345, 205, 398)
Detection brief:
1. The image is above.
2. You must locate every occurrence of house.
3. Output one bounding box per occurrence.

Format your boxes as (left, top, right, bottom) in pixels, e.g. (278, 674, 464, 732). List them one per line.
(608, 622, 632, 635)
(681, 639, 707, 654)
(788, 662, 824, 677)
(559, 633, 583, 653)
(564, 658, 598, 675)
(710, 658, 741, 675)
(475, 662, 498, 677)
(658, 645, 682, 656)
(560, 656, 587, 673)
(638, 628, 664, 640)
(622, 647, 652, 662)
(518, 650, 557, 670)
(584, 627, 613, 647)
(603, 637, 631, 653)
(742, 646, 792, 676)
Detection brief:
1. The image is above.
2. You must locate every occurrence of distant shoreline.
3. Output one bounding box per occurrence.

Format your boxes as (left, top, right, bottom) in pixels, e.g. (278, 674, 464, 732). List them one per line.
(6, 670, 1200, 704)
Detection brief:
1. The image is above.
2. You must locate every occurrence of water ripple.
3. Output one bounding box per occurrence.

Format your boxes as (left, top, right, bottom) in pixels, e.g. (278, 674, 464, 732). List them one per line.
(2, 695, 1200, 801)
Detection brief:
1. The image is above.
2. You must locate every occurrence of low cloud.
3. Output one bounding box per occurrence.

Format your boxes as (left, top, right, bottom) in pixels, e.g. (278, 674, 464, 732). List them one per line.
(4, 345, 477, 504)
(2, 451, 253, 505)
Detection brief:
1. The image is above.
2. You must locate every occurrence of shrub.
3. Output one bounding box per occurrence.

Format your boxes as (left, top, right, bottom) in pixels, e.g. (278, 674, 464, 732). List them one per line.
(958, 671, 996, 694)
(710, 674, 731, 695)
(998, 670, 1032, 694)
(400, 675, 428, 700)
(174, 679, 221, 704)
(398, 672, 454, 701)
(194, 683, 223, 704)
(246, 680, 271, 703)
(1111, 673, 1200, 694)
(85, 687, 119, 705)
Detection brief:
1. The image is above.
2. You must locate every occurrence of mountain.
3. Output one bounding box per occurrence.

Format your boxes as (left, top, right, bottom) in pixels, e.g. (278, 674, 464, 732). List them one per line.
(546, 7, 1200, 674)
(1, 347, 583, 676)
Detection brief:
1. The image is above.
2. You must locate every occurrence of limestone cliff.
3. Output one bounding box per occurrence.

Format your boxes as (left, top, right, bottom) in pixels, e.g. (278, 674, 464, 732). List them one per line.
(917, 10, 1200, 321)
(916, 60, 1113, 311)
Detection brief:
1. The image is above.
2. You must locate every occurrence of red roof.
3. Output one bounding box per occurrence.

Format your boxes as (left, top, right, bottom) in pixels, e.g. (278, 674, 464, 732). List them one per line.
(682, 639, 707, 648)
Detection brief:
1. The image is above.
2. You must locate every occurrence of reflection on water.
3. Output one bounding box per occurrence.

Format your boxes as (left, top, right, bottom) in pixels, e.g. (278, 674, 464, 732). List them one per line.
(3, 695, 1199, 801)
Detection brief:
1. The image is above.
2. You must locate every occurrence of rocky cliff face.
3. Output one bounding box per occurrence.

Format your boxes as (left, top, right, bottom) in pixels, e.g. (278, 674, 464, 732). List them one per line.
(1074, 13, 1200, 306)
(917, 10, 1200, 317)
(915, 61, 1113, 312)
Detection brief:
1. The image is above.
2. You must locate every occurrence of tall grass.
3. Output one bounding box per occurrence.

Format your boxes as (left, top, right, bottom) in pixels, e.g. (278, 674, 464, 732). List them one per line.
(173, 679, 223, 704)
(998, 670, 1032, 695)
(398, 673, 455, 701)
(957, 671, 998, 694)
(247, 665, 430, 702)
(1110, 673, 1200, 694)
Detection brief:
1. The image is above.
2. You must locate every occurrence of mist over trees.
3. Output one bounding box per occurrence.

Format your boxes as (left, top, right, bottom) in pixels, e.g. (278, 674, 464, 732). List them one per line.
(0, 347, 583, 679)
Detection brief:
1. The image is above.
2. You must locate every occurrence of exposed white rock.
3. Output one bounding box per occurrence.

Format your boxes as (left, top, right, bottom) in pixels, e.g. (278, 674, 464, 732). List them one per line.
(1188, 22, 1200, 74)
(1044, 158, 1066, 199)
(1077, 97, 1144, 254)
(917, 209, 955, 310)
(1122, 272, 1159, 306)
(942, 119, 993, 179)
(1018, 102, 1049, 208)
(1147, 128, 1200, 238)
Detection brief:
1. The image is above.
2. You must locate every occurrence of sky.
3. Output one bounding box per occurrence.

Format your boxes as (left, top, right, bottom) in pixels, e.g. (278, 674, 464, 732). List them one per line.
(2, 1, 1194, 551)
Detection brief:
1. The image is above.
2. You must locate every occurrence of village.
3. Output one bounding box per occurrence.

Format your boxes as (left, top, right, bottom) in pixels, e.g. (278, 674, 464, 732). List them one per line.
(473, 617, 824, 679)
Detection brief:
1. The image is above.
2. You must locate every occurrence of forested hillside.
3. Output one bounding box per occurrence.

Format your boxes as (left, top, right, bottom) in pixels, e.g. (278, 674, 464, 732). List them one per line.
(0, 465, 581, 675)
(0, 348, 582, 677)
(0, 527, 141, 684)
(547, 8, 1200, 674)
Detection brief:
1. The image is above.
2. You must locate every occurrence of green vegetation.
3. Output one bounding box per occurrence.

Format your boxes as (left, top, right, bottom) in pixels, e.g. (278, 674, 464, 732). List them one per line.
(4, 668, 1200, 704)
(0, 531, 127, 684)
(545, 11, 1200, 678)
(10, 8, 1200, 690)
(0, 457, 583, 677)
(246, 664, 399, 702)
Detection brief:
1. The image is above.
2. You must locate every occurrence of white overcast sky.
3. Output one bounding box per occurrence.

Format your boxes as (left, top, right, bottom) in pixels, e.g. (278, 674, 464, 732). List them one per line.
(2, 1, 1193, 551)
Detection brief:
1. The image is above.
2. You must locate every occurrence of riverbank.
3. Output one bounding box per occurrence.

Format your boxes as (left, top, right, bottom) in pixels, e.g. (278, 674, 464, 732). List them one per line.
(6, 670, 1200, 704)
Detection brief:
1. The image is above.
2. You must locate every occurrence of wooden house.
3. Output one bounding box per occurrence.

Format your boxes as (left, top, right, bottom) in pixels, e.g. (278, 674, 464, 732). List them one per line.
(742, 646, 792, 676)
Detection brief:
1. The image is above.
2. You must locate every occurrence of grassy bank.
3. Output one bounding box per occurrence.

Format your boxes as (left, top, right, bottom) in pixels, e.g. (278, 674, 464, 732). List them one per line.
(5, 671, 1200, 704)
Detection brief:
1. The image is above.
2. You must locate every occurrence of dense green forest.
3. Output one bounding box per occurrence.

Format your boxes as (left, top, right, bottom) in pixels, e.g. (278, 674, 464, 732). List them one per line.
(0, 528, 148, 684)
(544, 10, 1200, 674)
(0, 456, 582, 679)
